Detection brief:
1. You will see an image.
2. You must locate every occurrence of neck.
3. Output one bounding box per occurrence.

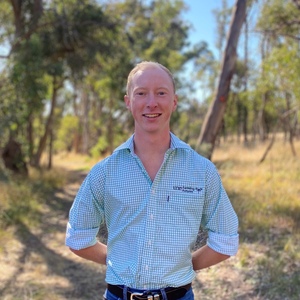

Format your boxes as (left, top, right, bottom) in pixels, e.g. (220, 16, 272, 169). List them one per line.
(133, 131, 171, 181)
(133, 131, 171, 155)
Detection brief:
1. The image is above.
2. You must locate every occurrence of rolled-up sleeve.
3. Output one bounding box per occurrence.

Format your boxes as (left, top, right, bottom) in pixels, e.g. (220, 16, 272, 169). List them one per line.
(202, 161, 239, 256)
(65, 164, 105, 250)
(207, 232, 239, 256)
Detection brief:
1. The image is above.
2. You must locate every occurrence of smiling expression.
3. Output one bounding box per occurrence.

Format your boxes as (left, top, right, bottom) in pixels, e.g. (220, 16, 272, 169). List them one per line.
(124, 64, 178, 135)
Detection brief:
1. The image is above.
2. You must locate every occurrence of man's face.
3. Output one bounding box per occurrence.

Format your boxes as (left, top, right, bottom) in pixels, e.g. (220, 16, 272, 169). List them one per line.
(124, 66, 177, 135)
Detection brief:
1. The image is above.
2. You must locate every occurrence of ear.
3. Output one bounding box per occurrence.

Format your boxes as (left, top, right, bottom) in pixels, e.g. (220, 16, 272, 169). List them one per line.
(124, 95, 131, 110)
(172, 94, 178, 111)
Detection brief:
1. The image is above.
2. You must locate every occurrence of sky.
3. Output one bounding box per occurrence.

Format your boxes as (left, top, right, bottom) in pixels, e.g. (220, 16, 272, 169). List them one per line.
(183, 0, 236, 54)
(180, 0, 240, 100)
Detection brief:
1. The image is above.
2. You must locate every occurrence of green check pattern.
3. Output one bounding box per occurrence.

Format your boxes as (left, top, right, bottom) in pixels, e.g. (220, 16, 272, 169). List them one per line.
(66, 133, 239, 289)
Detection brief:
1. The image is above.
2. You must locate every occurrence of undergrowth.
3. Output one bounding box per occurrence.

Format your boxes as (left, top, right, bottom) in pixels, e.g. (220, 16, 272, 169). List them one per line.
(213, 139, 300, 299)
(0, 140, 299, 299)
(0, 167, 67, 229)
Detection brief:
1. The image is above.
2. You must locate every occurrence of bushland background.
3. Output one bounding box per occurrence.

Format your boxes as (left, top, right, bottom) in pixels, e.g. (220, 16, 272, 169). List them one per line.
(0, 0, 299, 299)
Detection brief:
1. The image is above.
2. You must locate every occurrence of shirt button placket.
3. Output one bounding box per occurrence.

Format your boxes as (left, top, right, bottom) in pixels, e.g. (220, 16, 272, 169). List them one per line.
(140, 186, 157, 284)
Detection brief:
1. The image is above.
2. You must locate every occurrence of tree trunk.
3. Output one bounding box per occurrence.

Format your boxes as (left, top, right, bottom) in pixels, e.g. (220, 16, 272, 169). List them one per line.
(258, 92, 268, 141)
(195, 0, 247, 159)
(47, 128, 53, 169)
(236, 93, 242, 143)
(243, 10, 248, 144)
(2, 138, 28, 175)
(31, 77, 61, 167)
(10, 0, 43, 53)
(107, 94, 115, 154)
(81, 88, 90, 154)
(71, 85, 81, 153)
(27, 112, 34, 163)
(10, 0, 24, 37)
(284, 92, 297, 157)
(259, 109, 297, 163)
(242, 105, 248, 143)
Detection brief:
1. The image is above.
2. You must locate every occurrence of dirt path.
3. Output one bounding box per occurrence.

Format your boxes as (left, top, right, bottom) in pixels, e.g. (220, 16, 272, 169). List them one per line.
(0, 168, 258, 300)
(0, 170, 107, 300)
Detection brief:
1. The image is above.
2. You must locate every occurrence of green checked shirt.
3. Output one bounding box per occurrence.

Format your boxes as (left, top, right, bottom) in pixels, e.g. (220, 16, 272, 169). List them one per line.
(66, 133, 239, 289)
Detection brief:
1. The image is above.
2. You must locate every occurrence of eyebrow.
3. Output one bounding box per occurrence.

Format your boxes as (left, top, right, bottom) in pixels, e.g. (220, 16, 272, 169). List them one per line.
(133, 86, 171, 91)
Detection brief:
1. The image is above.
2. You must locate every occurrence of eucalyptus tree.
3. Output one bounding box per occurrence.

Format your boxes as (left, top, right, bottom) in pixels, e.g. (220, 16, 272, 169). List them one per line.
(260, 44, 300, 156)
(105, 0, 190, 68)
(195, 0, 247, 159)
(1, 0, 219, 166)
(0, 0, 47, 169)
(213, 0, 232, 63)
(0, 0, 118, 168)
(35, 0, 203, 158)
(255, 0, 300, 154)
(224, 59, 249, 142)
(78, 0, 209, 156)
(257, 0, 300, 42)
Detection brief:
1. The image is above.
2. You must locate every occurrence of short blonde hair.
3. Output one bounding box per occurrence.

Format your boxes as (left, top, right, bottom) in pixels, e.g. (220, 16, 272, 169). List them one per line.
(126, 61, 176, 95)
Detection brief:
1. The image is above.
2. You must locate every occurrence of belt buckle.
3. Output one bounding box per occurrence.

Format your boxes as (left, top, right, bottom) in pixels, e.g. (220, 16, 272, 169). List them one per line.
(130, 291, 160, 300)
(130, 292, 144, 300)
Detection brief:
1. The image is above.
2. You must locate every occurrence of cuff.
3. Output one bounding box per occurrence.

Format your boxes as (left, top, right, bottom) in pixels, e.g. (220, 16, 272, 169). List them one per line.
(65, 222, 98, 250)
(207, 231, 239, 256)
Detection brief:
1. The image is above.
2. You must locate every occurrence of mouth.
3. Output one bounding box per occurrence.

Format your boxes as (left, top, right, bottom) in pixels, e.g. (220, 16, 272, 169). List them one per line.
(143, 113, 161, 118)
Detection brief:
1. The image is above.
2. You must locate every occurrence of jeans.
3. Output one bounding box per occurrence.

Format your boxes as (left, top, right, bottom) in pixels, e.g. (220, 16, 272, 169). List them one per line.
(103, 287, 194, 300)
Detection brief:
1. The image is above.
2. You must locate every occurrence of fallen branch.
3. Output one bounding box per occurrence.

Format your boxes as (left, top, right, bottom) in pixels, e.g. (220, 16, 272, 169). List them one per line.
(258, 107, 298, 164)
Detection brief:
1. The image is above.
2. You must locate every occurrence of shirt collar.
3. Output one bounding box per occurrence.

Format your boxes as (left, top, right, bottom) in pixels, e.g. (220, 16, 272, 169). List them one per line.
(113, 132, 191, 154)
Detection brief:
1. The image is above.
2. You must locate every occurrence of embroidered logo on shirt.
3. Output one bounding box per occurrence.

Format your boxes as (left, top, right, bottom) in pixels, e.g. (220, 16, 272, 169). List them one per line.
(173, 185, 203, 193)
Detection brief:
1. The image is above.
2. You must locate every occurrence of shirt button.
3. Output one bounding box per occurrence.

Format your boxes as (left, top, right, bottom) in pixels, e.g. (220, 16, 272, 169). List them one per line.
(145, 265, 149, 270)
(150, 214, 154, 219)
(148, 240, 152, 245)
(151, 189, 156, 194)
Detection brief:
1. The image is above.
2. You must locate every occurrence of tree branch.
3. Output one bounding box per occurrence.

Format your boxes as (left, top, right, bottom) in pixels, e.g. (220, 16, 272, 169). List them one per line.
(259, 107, 299, 164)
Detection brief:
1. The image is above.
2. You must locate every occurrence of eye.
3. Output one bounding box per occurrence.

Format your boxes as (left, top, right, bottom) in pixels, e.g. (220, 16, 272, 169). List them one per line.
(158, 91, 166, 96)
(134, 89, 146, 96)
(134, 91, 145, 96)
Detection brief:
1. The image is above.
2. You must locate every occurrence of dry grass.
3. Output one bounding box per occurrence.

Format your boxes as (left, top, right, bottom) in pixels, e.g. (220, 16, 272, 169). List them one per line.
(50, 152, 99, 171)
(213, 140, 300, 235)
(0, 138, 299, 299)
(208, 138, 300, 299)
(0, 167, 67, 229)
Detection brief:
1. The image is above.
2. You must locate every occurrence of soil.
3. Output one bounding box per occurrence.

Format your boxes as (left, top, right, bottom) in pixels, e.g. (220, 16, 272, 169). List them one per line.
(0, 168, 260, 300)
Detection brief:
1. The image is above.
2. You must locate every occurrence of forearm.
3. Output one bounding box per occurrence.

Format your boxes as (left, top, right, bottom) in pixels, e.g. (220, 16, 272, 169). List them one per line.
(192, 245, 229, 271)
(70, 241, 107, 265)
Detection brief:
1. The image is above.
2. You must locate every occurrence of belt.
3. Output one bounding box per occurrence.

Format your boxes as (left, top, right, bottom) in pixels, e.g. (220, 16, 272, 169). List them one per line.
(107, 283, 191, 300)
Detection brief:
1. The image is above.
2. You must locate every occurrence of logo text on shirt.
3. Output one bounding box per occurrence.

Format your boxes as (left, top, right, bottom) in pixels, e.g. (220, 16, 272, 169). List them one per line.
(173, 185, 203, 193)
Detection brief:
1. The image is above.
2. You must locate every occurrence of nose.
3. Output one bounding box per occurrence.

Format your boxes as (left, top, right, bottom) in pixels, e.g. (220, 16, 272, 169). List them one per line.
(146, 93, 158, 108)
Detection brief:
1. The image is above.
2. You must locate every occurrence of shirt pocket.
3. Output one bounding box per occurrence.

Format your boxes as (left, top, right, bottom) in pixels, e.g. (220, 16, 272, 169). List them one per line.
(156, 190, 204, 246)
(158, 190, 204, 229)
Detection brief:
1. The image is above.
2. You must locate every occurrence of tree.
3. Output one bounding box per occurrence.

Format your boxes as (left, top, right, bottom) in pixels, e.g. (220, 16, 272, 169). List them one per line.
(70, 0, 205, 156)
(195, 0, 247, 159)
(257, 0, 300, 42)
(1, 0, 118, 168)
(260, 44, 300, 156)
(213, 0, 232, 63)
(253, 0, 300, 158)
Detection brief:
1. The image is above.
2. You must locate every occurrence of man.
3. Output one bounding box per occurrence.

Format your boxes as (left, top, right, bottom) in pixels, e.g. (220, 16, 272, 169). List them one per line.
(66, 61, 239, 300)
